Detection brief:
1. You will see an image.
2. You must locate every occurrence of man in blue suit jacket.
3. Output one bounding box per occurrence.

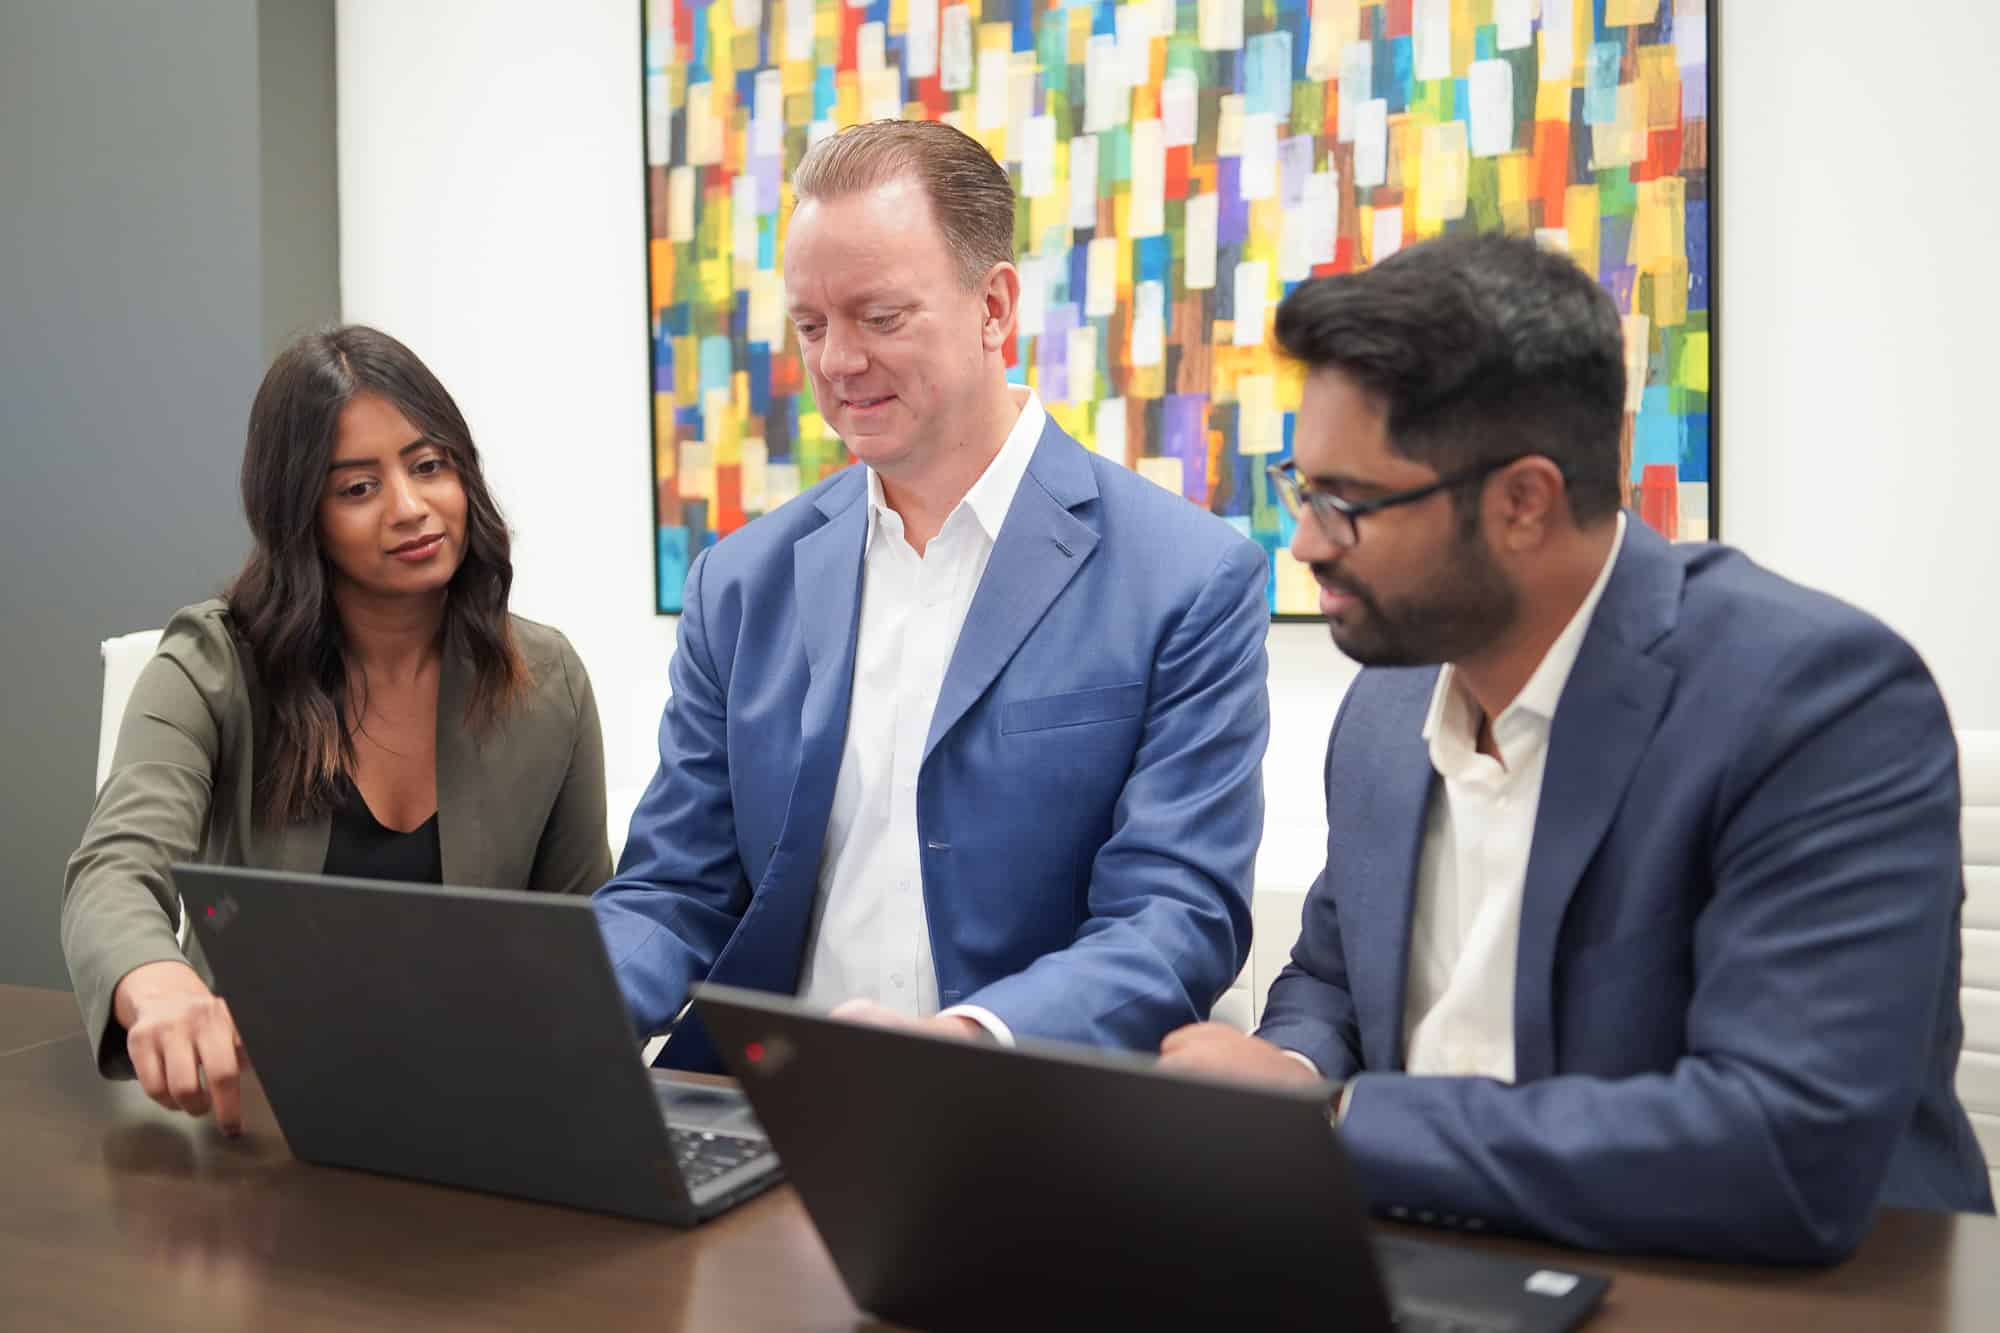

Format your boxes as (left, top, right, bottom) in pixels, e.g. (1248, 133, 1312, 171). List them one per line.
(597, 120, 1268, 1072)
(1159, 233, 1991, 1262)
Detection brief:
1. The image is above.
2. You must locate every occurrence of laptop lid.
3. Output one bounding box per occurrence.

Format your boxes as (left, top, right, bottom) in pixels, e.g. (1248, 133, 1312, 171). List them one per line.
(175, 864, 764, 1224)
(694, 983, 1402, 1332)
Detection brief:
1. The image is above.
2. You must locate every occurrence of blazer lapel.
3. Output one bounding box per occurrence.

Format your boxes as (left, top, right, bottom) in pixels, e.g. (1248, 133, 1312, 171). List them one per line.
(434, 643, 489, 886)
(268, 813, 332, 877)
(783, 472, 869, 851)
(1512, 522, 1683, 1081)
(923, 424, 1100, 760)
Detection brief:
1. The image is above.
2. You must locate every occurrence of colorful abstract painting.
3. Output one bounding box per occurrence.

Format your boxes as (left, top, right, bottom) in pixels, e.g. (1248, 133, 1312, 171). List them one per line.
(644, 0, 1713, 616)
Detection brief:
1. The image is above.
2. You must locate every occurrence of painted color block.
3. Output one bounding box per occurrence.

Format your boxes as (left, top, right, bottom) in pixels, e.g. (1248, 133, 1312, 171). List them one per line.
(1605, 0, 1662, 25)
(1198, 0, 1244, 52)
(1232, 260, 1270, 345)
(1353, 98, 1390, 187)
(1418, 121, 1470, 225)
(1412, 0, 1451, 81)
(1137, 455, 1183, 492)
(1468, 58, 1515, 158)
(1130, 118, 1167, 235)
(1539, 0, 1573, 79)
(1184, 191, 1219, 289)
(1095, 395, 1127, 458)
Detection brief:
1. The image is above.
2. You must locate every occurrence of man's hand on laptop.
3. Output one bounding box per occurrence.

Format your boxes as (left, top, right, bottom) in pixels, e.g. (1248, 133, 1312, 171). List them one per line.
(111, 960, 247, 1136)
(829, 998, 983, 1041)
(1158, 1023, 1324, 1089)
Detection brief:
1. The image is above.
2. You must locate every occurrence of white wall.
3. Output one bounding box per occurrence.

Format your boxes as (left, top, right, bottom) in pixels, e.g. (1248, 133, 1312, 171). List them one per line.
(1718, 1, 2000, 730)
(336, 0, 1996, 894)
(337, 0, 681, 806)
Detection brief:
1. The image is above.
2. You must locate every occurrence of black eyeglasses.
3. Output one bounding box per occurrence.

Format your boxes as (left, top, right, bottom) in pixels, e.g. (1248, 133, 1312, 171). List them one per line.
(1266, 454, 1538, 550)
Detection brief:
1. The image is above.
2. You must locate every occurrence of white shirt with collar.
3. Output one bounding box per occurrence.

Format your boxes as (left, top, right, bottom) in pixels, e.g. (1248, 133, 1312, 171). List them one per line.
(797, 386, 1048, 1043)
(1400, 511, 1627, 1080)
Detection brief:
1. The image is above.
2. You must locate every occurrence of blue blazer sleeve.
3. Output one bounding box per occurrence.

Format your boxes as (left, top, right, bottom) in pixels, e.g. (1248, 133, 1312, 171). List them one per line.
(1332, 622, 1966, 1263)
(592, 549, 753, 1034)
(957, 540, 1269, 1048)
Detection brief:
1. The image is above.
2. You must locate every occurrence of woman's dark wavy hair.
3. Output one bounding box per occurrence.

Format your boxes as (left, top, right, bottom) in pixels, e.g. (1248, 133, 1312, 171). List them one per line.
(226, 325, 527, 827)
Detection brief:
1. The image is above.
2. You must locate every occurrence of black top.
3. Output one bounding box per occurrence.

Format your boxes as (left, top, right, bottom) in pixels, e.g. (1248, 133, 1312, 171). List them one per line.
(322, 776, 442, 884)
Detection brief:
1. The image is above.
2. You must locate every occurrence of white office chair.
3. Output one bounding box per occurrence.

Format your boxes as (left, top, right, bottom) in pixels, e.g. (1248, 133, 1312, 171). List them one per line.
(1956, 730, 2000, 1201)
(96, 629, 179, 942)
(96, 629, 164, 793)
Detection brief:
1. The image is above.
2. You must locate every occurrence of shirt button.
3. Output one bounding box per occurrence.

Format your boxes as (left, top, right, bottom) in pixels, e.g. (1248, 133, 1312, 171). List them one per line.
(890, 974, 906, 990)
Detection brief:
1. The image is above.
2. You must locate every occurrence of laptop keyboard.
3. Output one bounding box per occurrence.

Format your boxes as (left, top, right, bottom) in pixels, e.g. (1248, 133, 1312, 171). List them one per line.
(667, 1127, 771, 1190)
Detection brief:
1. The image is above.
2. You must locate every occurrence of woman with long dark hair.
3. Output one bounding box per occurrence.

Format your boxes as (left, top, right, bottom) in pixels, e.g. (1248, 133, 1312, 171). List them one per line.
(62, 325, 612, 1133)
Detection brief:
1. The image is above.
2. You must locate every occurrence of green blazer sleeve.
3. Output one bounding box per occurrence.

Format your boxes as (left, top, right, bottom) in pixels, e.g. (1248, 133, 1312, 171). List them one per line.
(523, 629, 613, 896)
(62, 604, 243, 1077)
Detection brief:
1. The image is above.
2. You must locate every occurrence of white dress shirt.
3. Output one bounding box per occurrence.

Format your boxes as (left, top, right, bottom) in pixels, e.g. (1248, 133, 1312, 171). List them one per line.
(797, 387, 1048, 1042)
(1400, 513, 1626, 1080)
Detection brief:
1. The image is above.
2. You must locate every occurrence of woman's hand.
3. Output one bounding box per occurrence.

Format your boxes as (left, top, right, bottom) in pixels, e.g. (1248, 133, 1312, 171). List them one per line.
(111, 960, 247, 1136)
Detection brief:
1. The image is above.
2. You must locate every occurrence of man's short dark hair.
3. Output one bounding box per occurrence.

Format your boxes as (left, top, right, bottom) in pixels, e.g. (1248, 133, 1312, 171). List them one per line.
(1273, 233, 1627, 525)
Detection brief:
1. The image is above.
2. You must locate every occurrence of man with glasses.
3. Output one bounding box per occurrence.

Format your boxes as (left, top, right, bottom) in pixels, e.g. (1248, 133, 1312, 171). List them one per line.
(1157, 232, 1991, 1260)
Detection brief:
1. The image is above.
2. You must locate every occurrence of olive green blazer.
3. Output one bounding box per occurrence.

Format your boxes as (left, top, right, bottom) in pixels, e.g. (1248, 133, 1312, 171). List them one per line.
(62, 600, 614, 1076)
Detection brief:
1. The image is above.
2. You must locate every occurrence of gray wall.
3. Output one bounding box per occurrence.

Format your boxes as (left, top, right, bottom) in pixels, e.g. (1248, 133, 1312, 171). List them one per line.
(0, 0, 338, 989)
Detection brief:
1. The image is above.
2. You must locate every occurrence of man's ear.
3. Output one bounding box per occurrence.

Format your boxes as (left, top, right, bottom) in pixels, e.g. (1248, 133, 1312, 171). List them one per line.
(980, 262, 1021, 352)
(1492, 457, 1568, 552)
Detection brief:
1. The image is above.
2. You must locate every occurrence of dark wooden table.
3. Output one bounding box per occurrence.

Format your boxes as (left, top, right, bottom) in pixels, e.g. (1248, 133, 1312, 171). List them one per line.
(0, 979, 86, 1058)
(4, 983, 1995, 1330)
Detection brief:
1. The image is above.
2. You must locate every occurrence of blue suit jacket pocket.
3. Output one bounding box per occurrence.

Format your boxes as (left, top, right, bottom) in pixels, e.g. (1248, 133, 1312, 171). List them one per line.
(1000, 682, 1146, 734)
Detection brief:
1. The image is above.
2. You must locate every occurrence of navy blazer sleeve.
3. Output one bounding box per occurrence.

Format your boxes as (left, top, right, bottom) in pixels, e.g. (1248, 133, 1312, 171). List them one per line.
(592, 548, 752, 1034)
(1269, 619, 1967, 1264)
(958, 540, 1269, 1048)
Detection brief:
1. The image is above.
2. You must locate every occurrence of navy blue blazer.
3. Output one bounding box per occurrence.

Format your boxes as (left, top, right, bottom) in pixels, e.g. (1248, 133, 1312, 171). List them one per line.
(1258, 521, 1992, 1263)
(596, 417, 1269, 1071)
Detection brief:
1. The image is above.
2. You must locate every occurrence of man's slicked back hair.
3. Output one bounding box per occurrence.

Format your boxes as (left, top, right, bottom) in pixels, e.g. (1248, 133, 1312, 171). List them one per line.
(791, 118, 1017, 290)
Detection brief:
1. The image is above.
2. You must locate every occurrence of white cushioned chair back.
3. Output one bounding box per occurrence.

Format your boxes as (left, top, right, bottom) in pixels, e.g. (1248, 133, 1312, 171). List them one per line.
(98, 629, 180, 945)
(97, 630, 164, 793)
(1957, 730, 2000, 1203)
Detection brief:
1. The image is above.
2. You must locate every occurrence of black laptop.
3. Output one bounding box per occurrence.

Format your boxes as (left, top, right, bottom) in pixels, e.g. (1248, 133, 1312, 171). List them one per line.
(694, 984, 1610, 1333)
(175, 864, 781, 1225)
